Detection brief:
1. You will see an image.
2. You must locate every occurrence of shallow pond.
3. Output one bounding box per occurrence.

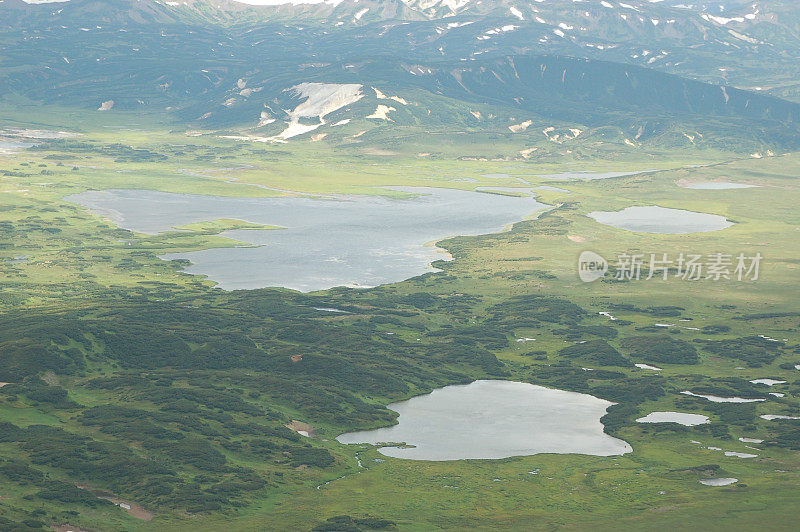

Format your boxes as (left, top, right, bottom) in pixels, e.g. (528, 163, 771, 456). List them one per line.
(0, 139, 33, 153)
(699, 478, 737, 486)
(636, 411, 709, 426)
(738, 437, 763, 444)
(336, 380, 632, 460)
(681, 391, 765, 403)
(724, 451, 757, 458)
(683, 182, 758, 190)
(634, 363, 662, 371)
(750, 379, 786, 386)
(588, 206, 733, 234)
(67, 187, 547, 291)
(535, 170, 652, 181)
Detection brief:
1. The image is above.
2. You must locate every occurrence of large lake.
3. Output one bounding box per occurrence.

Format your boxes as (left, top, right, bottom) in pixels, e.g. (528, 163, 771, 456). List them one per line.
(336, 380, 632, 460)
(67, 187, 547, 291)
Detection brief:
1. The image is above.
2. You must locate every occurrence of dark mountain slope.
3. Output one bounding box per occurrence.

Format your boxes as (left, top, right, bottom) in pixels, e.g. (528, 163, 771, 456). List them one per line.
(2, 1, 799, 151)
(177, 54, 800, 150)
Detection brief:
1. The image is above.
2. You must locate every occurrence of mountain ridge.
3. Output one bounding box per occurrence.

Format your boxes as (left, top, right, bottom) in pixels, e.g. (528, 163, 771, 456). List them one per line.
(3, 0, 800, 152)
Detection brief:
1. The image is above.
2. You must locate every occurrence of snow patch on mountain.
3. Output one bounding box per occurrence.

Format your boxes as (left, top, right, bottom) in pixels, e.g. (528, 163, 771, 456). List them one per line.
(289, 82, 362, 118)
(373, 87, 408, 105)
(367, 105, 396, 121)
(273, 82, 363, 140)
(403, 0, 472, 16)
(508, 120, 532, 133)
(701, 13, 746, 25)
(233, 1, 344, 6)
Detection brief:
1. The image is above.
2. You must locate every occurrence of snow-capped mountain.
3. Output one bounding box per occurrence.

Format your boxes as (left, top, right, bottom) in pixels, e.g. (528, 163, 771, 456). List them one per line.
(2, 0, 799, 152)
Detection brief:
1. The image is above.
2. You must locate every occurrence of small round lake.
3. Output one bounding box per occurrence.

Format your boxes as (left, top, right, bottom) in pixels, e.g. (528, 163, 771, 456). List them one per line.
(588, 206, 733, 234)
(336, 380, 632, 461)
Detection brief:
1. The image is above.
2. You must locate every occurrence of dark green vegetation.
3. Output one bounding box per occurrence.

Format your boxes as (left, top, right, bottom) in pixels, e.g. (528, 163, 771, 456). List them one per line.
(311, 515, 396, 531)
(697, 335, 786, 368)
(620, 335, 699, 365)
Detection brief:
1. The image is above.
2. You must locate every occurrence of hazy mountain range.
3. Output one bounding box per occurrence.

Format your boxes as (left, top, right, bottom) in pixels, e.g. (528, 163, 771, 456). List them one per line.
(3, 0, 800, 152)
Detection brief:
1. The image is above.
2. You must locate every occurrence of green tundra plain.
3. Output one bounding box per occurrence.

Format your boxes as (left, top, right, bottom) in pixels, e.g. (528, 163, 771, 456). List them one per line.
(0, 103, 799, 531)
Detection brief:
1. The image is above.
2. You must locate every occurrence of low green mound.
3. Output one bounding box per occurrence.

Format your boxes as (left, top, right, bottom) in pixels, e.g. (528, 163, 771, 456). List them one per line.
(621, 335, 699, 365)
(558, 340, 632, 367)
(174, 218, 284, 234)
(697, 336, 785, 368)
